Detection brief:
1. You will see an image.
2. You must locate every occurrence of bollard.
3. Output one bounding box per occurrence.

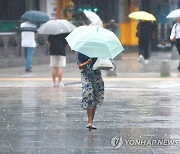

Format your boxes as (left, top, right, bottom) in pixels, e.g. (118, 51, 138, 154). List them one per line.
(171, 46, 179, 60)
(160, 60, 170, 77)
(106, 60, 117, 76)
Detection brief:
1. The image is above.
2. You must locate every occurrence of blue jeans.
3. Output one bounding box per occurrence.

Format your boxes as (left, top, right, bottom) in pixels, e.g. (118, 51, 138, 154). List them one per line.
(24, 47, 35, 70)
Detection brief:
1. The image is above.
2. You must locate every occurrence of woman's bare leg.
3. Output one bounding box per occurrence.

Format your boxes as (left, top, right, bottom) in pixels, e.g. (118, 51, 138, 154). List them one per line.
(91, 107, 96, 123)
(52, 67, 57, 85)
(58, 67, 63, 84)
(87, 108, 93, 125)
(87, 107, 96, 127)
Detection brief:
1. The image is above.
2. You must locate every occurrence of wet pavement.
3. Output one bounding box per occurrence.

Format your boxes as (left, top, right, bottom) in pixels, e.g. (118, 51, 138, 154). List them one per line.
(0, 51, 180, 153)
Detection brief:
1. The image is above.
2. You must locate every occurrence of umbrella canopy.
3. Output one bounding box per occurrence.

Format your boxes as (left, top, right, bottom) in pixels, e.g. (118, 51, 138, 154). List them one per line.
(129, 11, 156, 21)
(65, 26, 124, 59)
(83, 10, 103, 27)
(38, 19, 76, 35)
(21, 10, 50, 23)
(166, 9, 180, 18)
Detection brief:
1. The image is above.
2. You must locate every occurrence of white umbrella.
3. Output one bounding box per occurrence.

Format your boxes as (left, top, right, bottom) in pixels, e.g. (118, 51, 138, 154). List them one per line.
(167, 9, 180, 18)
(38, 19, 76, 35)
(83, 10, 103, 27)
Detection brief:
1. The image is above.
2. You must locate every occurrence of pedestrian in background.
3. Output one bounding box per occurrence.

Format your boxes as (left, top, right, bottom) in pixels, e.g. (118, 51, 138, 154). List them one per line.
(47, 33, 68, 87)
(105, 19, 119, 76)
(136, 21, 152, 64)
(170, 17, 180, 71)
(77, 53, 104, 129)
(106, 19, 119, 37)
(20, 21, 37, 72)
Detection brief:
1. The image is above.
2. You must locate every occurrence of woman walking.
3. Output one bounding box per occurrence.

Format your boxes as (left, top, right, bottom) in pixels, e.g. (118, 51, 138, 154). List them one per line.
(77, 53, 104, 129)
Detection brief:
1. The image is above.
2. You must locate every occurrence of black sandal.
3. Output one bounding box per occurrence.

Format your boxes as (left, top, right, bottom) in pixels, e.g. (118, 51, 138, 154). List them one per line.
(90, 124, 97, 129)
(87, 124, 91, 129)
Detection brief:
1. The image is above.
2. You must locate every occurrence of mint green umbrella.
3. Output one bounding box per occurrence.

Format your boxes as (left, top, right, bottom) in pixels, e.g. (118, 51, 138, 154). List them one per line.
(65, 26, 124, 59)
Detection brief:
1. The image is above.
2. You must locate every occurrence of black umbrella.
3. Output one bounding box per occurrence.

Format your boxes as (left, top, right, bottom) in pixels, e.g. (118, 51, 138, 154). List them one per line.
(21, 10, 50, 23)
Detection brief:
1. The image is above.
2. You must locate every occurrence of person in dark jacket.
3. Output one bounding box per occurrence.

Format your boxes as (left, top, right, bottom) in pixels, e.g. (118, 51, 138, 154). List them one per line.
(47, 33, 68, 87)
(106, 19, 119, 37)
(137, 21, 152, 64)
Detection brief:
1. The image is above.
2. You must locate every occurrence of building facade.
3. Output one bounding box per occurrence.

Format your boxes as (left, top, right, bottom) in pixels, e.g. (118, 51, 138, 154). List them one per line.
(0, 0, 179, 46)
(52, 0, 173, 46)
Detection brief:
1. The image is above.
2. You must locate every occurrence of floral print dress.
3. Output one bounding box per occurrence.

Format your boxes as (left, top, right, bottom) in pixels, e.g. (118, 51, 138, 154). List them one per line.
(81, 67, 104, 110)
(77, 53, 104, 110)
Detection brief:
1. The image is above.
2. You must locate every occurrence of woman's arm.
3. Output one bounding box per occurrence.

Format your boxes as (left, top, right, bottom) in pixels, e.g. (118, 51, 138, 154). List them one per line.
(78, 59, 92, 69)
(47, 40, 50, 45)
(47, 35, 52, 45)
(170, 24, 176, 41)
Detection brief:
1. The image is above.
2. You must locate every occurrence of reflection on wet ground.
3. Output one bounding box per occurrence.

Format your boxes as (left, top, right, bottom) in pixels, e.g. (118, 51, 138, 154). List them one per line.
(0, 79, 180, 153)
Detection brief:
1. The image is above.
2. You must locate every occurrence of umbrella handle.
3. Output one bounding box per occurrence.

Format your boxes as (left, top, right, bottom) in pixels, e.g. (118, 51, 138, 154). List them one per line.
(97, 27, 99, 32)
(87, 64, 91, 68)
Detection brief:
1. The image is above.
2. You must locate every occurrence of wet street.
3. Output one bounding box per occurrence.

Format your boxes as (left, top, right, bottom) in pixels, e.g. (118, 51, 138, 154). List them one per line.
(0, 52, 180, 153)
(0, 77, 180, 154)
(2, 0, 180, 153)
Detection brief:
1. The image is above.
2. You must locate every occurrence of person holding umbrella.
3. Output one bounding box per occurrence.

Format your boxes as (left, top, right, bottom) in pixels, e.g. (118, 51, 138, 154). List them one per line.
(20, 11, 49, 72)
(47, 33, 68, 87)
(20, 21, 37, 72)
(167, 9, 180, 71)
(170, 17, 180, 71)
(129, 11, 156, 64)
(77, 53, 104, 129)
(166, 9, 180, 71)
(136, 20, 152, 64)
(38, 19, 76, 87)
(66, 26, 124, 129)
